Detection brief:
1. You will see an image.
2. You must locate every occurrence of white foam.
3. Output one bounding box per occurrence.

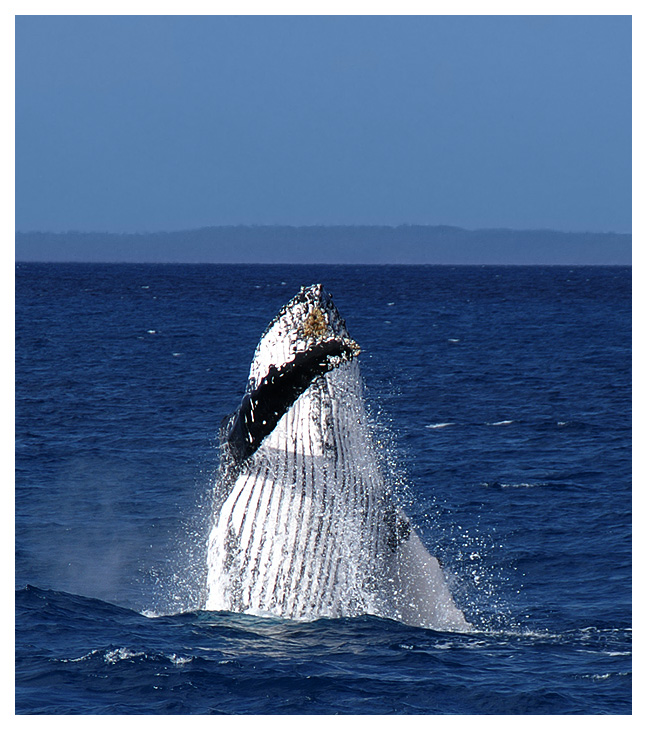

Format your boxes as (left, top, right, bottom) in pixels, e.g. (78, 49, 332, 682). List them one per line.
(105, 647, 145, 664)
(60, 649, 101, 663)
(141, 609, 162, 618)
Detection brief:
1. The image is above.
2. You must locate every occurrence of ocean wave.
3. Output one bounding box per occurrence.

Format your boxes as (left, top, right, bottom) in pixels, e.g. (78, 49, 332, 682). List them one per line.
(481, 481, 547, 489)
(60, 646, 194, 667)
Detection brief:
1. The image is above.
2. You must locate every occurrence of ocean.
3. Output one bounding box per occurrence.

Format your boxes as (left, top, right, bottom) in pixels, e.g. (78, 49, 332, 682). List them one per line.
(15, 263, 631, 714)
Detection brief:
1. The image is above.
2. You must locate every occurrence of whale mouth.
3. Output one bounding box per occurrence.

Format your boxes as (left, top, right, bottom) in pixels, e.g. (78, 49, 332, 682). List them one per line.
(224, 285, 361, 462)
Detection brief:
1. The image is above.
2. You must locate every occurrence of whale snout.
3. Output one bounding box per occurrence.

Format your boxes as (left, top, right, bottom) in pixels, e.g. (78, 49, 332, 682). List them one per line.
(248, 283, 359, 390)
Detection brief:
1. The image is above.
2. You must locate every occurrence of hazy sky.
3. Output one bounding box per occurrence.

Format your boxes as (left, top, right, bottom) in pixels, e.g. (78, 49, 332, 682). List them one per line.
(15, 14, 632, 234)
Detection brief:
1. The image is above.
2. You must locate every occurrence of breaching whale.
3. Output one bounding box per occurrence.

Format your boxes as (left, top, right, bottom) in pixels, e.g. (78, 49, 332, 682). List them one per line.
(204, 284, 470, 631)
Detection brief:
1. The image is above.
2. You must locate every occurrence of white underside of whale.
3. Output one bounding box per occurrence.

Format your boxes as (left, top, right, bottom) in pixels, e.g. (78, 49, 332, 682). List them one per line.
(205, 360, 470, 632)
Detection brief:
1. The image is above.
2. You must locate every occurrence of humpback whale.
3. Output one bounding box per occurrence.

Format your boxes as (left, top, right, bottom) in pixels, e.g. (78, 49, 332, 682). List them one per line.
(205, 284, 470, 631)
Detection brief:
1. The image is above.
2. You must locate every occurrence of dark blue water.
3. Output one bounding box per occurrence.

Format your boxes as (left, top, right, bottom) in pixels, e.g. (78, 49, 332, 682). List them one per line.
(15, 263, 631, 714)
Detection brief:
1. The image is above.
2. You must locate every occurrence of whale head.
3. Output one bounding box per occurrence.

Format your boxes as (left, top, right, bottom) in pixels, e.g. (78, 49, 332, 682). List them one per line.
(225, 284, 361, 462)
(247, 283, 360, 391)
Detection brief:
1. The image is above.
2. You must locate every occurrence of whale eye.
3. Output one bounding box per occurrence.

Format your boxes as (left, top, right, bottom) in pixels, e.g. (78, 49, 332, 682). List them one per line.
(302, 307, 327, 340)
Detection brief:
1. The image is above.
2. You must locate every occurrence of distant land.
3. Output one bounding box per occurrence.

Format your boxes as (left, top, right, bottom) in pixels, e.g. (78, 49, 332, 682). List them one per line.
(15, 225, 631, 265)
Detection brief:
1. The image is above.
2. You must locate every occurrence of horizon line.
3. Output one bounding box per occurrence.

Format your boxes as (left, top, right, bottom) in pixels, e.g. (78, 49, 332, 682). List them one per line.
(15, 224, 632, 237)
(15, 260, 632, 267)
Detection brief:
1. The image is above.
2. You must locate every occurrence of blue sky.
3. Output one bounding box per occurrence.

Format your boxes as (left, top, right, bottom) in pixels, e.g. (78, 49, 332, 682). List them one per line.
(15, 14, 632, 234)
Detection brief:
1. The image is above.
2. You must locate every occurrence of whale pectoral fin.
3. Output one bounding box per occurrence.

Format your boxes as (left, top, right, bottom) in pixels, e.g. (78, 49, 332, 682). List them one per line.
(387, 520, 471, 632)
(384, 508, 412, 551)
(224, 340, 358, 462)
